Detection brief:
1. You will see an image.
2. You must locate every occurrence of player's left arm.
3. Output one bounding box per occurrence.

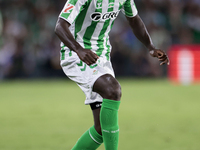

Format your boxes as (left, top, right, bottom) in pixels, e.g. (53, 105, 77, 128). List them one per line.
(126, 14, 170, 65)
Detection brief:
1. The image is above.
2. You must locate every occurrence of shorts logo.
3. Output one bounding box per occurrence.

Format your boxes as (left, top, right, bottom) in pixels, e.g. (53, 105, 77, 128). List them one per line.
(93, 70, 98, 75)
(91, 11, 120, 21)
(63, 4, 74, 13)
(96, 103, 102, 107)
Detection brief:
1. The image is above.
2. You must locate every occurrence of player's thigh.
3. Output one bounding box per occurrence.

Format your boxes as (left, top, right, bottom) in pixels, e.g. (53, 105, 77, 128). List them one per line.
(61, 56, 114, 103)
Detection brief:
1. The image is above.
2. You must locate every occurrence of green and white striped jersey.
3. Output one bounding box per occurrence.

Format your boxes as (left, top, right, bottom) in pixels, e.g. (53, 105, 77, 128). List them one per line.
(59, 0, 138, 60)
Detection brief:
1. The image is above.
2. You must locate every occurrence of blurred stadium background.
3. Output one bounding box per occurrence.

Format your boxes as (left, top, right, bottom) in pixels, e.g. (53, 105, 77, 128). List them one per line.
(0, 0, 200, 79)
(0, 0, 200, 150)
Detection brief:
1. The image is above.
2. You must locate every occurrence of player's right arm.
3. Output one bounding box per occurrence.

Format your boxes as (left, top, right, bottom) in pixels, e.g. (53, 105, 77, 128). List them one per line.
(55, 18, 99, 66)
(55, 0, 99, 66)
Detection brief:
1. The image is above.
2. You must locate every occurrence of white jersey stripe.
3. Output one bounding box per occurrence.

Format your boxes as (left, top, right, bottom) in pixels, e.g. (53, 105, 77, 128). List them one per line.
(75, 3, 96, 46)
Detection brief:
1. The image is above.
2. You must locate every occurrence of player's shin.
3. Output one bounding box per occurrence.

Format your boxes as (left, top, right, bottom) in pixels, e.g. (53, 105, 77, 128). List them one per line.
(100, 99, 121, 150)
(72, 126, 103, 150)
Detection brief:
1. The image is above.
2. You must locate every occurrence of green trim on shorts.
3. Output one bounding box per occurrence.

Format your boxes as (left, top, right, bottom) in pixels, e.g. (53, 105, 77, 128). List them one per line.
(77, 60, 87, 71)
(69, 50, 72, 56)
(61, 48, 65, 60)
(77, 61, 98, 71)
(90, 64, 97, 69)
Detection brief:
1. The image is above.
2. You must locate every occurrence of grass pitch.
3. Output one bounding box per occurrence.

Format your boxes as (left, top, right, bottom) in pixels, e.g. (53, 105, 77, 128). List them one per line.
(0, 79, 200, 150)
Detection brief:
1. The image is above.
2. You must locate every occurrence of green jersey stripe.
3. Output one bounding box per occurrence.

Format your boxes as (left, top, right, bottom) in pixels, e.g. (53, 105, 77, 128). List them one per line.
(96, 18, 110, 57)
(74, 1, 90, 40)
(83, 21, 99, 49)
(123, 0, 137, 17)
(124, 0, 133, 16)
(105, 20, 115, 60)
(96, 0, 115, 57)
(82, 7, 103, 50)
(105, 0, 121, 59)
(103, 0, 114, 59)
(68, 0, 78, 6)
(60, 0, 79, 21)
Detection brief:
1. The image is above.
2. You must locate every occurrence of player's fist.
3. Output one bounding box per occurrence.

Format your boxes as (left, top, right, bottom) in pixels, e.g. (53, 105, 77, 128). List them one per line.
(149, 49, 170, 65)
(76, 48, 99, 66)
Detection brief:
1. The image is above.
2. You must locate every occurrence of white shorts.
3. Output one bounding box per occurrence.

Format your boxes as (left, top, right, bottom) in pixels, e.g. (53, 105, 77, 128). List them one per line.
(60, 52, 115, 105)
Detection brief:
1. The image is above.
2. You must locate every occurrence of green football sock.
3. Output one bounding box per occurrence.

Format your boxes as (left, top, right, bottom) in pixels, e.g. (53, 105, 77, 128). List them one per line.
(100, 99, 121, 150)
(72, 126, 103, 150)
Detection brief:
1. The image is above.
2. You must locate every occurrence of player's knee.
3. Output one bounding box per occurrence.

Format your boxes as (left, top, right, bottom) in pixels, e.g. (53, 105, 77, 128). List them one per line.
(105, 83, 121, 101)
(93, 74, 122, 101)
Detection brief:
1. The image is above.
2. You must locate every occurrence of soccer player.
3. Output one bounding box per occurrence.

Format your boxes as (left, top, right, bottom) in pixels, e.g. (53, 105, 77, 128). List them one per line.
(55, 0, 169, 149)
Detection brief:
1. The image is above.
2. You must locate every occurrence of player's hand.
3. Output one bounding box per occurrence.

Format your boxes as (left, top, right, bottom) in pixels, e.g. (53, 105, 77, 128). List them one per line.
(76, 48, 99, 66)
(149, 49, 170, 65)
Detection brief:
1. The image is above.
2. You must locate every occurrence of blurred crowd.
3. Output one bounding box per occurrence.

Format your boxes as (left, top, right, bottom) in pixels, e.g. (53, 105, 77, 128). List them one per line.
(0, 0, 200, 79)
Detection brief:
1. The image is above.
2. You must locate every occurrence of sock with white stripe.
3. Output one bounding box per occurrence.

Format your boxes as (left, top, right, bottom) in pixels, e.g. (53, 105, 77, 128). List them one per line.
(72, 126, 103, 150)
(100, 99, 121, 150)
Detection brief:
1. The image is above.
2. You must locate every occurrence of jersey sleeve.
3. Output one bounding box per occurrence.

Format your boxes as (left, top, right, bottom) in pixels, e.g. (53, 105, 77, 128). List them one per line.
(59, 0, 88, 24)
(121, 0, 138, 17)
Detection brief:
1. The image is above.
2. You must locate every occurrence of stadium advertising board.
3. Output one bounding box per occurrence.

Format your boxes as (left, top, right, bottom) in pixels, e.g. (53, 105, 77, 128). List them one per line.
(168, 45, 200, 85)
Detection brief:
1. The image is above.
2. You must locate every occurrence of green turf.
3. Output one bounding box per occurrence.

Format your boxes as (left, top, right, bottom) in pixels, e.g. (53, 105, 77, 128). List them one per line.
(0, 79, 200, 150)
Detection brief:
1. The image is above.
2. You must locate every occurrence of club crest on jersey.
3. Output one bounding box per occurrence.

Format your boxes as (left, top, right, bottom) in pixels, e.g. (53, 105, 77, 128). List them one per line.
(63, 4, 74, 13)
(119, 0, 125, 5)
(96, 2, 102, 9)
(90, 11, 120, 21)
(96, 0, 103, 9)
